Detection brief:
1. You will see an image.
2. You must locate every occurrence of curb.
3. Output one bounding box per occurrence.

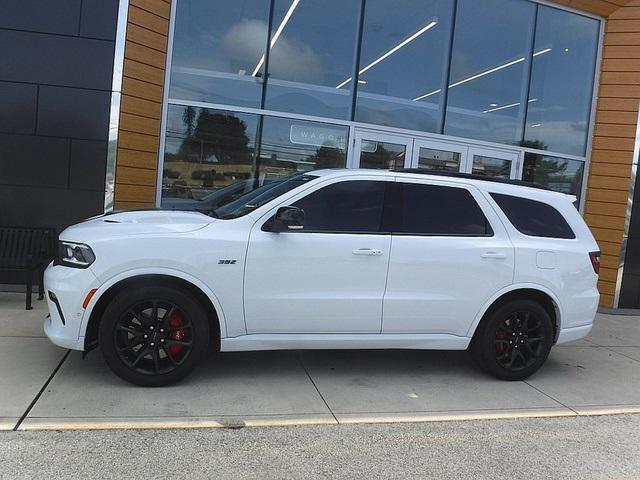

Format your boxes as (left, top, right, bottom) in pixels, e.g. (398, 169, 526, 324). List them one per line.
(14, 405, 640, 431)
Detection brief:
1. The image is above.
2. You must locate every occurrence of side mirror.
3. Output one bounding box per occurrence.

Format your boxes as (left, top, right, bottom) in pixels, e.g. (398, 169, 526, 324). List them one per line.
(263, 206, 305, 232)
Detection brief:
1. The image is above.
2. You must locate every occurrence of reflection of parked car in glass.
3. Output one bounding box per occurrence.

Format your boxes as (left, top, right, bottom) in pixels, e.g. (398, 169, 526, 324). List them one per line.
(161, 179, 280, 214)
(44, 170, 600, 387)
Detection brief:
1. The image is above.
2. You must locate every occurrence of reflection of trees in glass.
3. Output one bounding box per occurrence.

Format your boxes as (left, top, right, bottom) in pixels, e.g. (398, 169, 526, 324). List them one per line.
(521, 140, 547, 151)
(524, 157, 568, 184)
(523, 154, 583, 197)
(183, 106, 196, 137)
(360, 144, 404, 169)
(523, 157, 569, 185)
(178, 108, 252, 166)
(307, 146, 346, 169)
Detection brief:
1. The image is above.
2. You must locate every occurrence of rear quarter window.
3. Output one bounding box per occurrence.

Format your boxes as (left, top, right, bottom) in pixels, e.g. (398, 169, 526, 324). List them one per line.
(490, 193, 575, 239)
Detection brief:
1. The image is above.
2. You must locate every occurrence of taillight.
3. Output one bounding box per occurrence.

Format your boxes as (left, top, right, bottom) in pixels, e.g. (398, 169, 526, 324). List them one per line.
(589, 251, 600, 275)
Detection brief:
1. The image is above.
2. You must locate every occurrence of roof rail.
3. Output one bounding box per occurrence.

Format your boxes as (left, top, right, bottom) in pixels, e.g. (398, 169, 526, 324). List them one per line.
(391, 168, 553, 191)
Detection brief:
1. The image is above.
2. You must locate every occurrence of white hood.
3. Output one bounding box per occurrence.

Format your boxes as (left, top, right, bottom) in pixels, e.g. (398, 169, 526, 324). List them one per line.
(60, 210, 215, 242)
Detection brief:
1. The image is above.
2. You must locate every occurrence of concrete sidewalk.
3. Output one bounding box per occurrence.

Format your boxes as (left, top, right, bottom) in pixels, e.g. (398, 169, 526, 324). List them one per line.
(1, 292, 639, 430)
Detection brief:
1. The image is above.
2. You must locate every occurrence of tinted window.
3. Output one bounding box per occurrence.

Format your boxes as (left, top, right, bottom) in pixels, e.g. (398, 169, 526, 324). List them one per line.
(292, 181, 386, 233)
(397, 183, 492, 236)
(490, 193, 575, 239)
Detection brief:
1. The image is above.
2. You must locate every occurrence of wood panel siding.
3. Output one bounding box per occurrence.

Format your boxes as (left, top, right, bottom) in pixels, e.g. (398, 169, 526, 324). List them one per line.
(113, 0, 170, 209)
(584, 0, 640, 307)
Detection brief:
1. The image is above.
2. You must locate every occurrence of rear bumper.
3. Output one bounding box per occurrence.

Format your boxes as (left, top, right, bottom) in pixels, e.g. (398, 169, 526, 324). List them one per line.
(556, 323, 593, 344)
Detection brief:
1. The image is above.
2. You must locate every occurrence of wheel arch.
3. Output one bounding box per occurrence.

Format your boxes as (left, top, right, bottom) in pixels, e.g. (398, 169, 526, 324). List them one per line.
(467, 284, 562, 343)
(82, 269, 226, 353)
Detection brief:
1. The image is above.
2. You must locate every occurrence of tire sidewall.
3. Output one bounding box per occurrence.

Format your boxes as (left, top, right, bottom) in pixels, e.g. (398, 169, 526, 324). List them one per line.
(98, 284, 210, 387)
(477, 299, 554, 381)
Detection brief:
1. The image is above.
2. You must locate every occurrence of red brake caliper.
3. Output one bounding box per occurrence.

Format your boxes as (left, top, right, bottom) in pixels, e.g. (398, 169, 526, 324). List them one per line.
(495, 330, 506, 354)
(168, 310, 186, 357)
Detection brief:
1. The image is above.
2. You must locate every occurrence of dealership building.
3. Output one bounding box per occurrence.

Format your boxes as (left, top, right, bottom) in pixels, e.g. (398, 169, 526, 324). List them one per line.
(1, 0, 640, 309)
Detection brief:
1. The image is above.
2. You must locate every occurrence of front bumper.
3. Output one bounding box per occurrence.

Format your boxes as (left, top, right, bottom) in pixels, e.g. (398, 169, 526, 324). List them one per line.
(44, 315, 84, 350)
(43, 263, 101, 351)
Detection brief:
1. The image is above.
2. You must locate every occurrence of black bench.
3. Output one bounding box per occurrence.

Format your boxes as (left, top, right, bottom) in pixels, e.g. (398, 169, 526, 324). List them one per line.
(0, 227, 57, 310)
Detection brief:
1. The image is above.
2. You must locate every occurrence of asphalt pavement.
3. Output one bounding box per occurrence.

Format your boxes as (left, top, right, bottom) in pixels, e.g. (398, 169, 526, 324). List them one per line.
(1, 414, 639, 479)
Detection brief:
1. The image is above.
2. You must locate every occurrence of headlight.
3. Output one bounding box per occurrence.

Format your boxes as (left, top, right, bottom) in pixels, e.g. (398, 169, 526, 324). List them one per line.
(58, 241, 95, 268)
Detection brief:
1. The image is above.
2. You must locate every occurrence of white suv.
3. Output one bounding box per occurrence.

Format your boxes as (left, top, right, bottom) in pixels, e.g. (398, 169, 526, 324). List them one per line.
(44, 169, 600, 386)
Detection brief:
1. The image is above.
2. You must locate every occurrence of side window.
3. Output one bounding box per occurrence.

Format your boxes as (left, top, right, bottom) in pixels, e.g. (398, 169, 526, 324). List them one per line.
(292, 180, 387, 233)
(396, 182, 493, 236)
(490, 193, 575, 239)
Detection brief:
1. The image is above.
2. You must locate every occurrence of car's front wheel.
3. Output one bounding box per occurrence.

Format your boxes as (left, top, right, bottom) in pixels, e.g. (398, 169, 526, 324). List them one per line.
(471, 299, 554, 381)
(98, 284, 210, 387)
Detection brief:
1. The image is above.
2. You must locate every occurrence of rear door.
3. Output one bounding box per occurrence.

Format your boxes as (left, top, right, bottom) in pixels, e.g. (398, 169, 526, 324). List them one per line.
(382, 178, 514, 336)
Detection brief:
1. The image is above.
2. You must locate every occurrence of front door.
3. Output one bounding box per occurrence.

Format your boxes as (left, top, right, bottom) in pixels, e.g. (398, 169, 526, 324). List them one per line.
(352, 131, 413, 170)
(352, 129, 521, 180)
(244, 177, 392, 334)
(466, 146, 519, 179)
(410, 139, 469, 173)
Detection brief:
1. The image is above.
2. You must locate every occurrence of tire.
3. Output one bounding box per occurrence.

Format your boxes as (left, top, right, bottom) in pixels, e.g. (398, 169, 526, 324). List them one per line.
(470, 299, 554, 381)
(98, 284, 210, 387)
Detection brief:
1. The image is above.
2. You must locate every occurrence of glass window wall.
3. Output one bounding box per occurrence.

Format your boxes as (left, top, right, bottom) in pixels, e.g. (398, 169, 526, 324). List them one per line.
(162, 105, 259, 209)
(444, 0, 536, 145)
(161, 105, 348, 209)
(522, 152, 585, 202)
(523, 6, 600, 156)
(165, 0, 602, 209)
(169, 0, 270, 107)
(264, 0, 360, 119)
(258, 116, 348, 180)
(354, 0, 454, 132)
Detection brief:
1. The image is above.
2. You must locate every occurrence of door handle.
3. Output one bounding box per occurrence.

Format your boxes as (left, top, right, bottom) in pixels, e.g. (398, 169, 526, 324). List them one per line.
(352, 248, 383, 256)
(481, 252, 507, 260)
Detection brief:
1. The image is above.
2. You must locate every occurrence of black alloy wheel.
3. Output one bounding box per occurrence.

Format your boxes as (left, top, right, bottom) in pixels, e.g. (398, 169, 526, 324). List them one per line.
(493, 310, 546, 372)
(471, 299, 553, 381)
(99, 284, 210, 387)
(114, 300, 193, 376)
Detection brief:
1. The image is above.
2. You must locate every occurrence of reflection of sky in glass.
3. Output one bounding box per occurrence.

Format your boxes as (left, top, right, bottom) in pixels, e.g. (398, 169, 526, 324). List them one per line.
(166, 0, 600, 163)
(264, 0, 360, 118)
(444, 0, 535, 145)
(169, 0, 269, 106)
(355, 0, 454, 132)
(524, 7, 599, 156)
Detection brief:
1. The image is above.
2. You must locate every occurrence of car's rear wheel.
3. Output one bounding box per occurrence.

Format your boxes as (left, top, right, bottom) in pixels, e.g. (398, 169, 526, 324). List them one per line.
(471, 299, 553, 381)
(98, 284, 209, 387)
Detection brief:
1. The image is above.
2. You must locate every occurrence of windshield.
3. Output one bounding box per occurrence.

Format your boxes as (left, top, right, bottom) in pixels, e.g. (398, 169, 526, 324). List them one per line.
(215, 173, 319, 219)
